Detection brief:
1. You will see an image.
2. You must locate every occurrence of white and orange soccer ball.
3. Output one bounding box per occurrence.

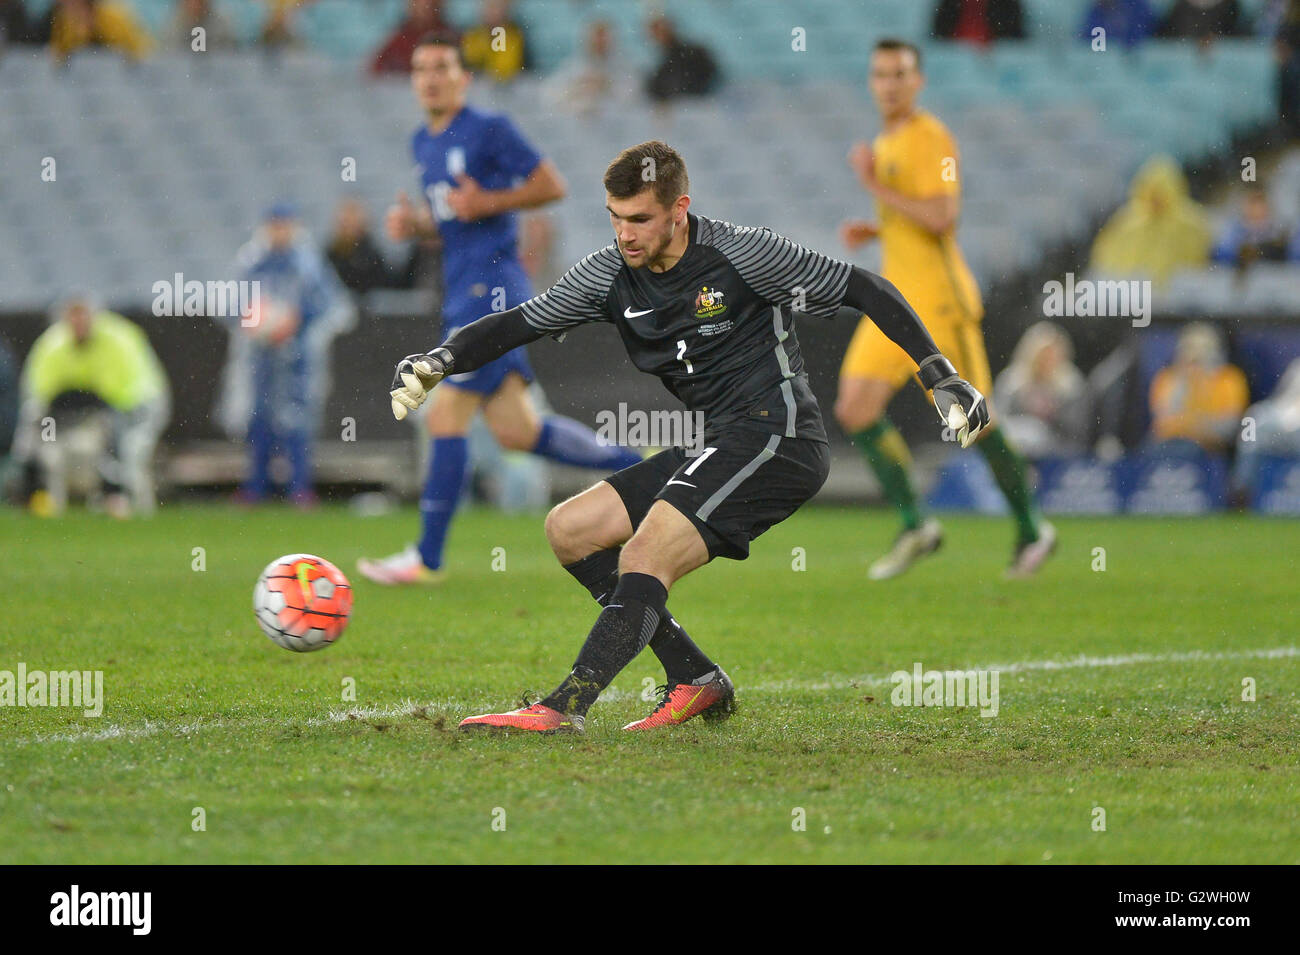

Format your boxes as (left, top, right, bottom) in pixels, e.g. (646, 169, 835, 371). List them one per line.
(253, 554, 353, 651)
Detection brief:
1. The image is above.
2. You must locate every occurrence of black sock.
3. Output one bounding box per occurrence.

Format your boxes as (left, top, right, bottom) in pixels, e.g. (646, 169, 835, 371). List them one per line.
(563, 550, 714, 684)
(562, 549, 621, 605)
(542, 572, 667, 715)
(649, 617, 717, 685)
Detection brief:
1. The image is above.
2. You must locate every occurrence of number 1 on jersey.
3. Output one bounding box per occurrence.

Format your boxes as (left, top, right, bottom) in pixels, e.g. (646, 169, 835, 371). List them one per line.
(676, 339, 694, 374)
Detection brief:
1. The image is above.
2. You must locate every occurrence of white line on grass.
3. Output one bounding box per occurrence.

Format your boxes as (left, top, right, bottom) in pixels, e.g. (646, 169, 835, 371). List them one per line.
(10, 646, 1296, 746)
(11, 699, 460, 747)
(727, 645, 1300, 695)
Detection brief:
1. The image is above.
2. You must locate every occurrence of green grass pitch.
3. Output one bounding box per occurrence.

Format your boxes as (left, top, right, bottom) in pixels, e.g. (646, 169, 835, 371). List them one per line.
(2, 504, 1297, 864)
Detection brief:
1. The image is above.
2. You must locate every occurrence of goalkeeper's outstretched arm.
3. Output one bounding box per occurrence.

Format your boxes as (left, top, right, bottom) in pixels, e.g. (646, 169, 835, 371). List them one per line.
(839, 265, 990, 447)
(439, 307, 542, 372)
(388, 307, 543, 420)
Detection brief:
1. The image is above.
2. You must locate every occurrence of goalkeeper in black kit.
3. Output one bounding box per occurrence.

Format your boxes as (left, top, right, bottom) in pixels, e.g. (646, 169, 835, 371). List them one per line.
(388, 141, 988, 734)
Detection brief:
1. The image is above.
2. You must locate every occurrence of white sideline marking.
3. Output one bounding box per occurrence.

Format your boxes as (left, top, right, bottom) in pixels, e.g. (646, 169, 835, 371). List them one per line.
(598, 646, 1300, 700)
(730, 645, 1300, 695)
(12, 699, 458, 747)
(11, 647, 1297, 746)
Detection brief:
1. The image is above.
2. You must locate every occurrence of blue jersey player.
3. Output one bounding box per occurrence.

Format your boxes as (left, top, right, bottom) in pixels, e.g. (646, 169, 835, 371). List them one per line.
(359, 30, 641, 585)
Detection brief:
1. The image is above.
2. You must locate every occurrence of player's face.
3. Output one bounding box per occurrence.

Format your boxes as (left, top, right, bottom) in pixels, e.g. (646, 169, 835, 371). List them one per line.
(1243, 193, 1271, 227)
(606, 189, 685, 268)
(265, 219, 295, 249)
(411, 44, 468, 116)
(868, 49, 923, 119)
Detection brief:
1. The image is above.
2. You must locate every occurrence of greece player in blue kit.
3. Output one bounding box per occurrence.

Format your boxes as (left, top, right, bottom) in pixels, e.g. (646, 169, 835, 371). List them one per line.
(359, 30, 641, 586)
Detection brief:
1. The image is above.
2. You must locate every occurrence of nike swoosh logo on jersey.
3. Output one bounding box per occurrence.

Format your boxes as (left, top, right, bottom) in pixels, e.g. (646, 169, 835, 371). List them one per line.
(624, 306, 654, 318)
(664, 479, 697, 489)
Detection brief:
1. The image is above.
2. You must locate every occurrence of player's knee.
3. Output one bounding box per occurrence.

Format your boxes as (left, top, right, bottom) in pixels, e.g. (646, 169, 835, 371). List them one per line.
(426, 388, 480, 437)
(619, 530, 684, 583)
(617, 530, 656, 574)
(493, 422, 539, 452)
(544, 499, 588, 559)
(619, 505, 704, 582)
(426, 407, 463, 438)
(834, 394, 882, 433)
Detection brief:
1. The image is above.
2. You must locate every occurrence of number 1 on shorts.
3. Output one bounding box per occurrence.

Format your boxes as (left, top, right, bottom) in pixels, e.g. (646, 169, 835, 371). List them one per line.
(684, 446, 717, 475)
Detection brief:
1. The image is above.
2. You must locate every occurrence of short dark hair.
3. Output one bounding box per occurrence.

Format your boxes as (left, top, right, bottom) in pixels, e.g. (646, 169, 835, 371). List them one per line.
(603, 141, 689, 209)
(415, 28, 463, 62)
(873, 37, 923, 71)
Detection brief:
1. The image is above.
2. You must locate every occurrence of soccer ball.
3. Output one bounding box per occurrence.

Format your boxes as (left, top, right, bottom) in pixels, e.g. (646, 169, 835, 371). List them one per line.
(253, 554, 353, 652)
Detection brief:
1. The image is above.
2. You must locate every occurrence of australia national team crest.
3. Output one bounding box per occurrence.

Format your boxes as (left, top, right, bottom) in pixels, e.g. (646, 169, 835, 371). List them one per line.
(693, 285, 727, 320)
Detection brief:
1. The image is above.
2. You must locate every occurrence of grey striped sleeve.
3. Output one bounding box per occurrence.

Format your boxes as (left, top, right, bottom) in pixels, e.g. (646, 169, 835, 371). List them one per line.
(698, 216, 851, 318)
(518, 245, 622, 331)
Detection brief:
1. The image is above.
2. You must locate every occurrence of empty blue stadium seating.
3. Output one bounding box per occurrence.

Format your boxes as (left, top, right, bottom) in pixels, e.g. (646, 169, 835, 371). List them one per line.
(1, 1, 1285, 312)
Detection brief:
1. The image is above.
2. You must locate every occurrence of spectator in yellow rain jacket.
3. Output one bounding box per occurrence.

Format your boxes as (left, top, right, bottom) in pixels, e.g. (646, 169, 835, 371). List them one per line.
(462, 0, 530, 82)
(1090, 155, 1212, 287)
(43, 0, 152, 64)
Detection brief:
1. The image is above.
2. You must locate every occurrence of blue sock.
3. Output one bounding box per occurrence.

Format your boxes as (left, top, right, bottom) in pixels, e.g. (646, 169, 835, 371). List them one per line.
(417, 436, 469, 570)
(532, 416, 642, 471)
(243, 414, 273, 497)
(284, 430, 312, 496)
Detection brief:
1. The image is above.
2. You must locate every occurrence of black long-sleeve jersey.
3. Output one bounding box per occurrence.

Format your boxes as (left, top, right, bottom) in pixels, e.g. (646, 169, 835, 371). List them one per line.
(436, 213, 944, 442)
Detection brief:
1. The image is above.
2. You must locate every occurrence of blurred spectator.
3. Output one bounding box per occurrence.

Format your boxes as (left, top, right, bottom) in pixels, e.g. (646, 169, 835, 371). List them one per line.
(12, 294, 170, 517)
(164, 0, 237, 51)
(994, 323, 1093, 458)
(1090, 155, 1212, 286)
(216, 204, 355, 507)
(1232, 356, 1300, 498)
(462, 0, 530, 83)
(326, 197, 399, 294)
(39, 0, 153, 64)
(1149, 323, 1248, 453)
(645, 15, 719, 103)
(392, 230, 442, 293)
(1266, 0, 1300, 137)
(1, 0, 38, 47)
(1078, 0, 1158, 48)
(545, 19, 630, 115)
(1211, 185, 1292, 267)
(1158, 0, 1247, 38)
(931, 0, 1025, 44)
(260, 0, 312, 52)
(370, 0, 451, 75)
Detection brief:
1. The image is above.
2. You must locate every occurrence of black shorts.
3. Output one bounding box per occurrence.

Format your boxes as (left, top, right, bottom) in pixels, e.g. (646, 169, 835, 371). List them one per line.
(605, 430, 831, 561)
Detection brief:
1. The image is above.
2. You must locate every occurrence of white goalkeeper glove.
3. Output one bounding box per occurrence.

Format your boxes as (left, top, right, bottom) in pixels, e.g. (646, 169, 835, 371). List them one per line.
(917, 355, 989, 448)
(389, 347, 453, 420)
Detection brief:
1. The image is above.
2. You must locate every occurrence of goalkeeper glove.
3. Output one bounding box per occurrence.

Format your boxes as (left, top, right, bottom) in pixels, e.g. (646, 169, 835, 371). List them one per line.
(389, 347, 453, 421)
(917, 355, 989, 448)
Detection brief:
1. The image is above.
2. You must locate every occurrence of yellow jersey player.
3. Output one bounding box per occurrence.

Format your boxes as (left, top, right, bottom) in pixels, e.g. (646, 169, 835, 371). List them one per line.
(835, 38, 1056, 579)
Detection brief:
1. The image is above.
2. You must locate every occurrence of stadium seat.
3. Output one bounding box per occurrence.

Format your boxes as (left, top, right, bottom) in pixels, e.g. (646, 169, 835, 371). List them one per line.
(1157, 268, 1238, 316)
(0, 0, 1280, 313)
(1240, 265, 1300, 315)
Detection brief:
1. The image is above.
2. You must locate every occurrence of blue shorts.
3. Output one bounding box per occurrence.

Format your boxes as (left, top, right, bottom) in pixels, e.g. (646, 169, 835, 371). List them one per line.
(442, 343, 535, 395)
(440, 273, 535, 396)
